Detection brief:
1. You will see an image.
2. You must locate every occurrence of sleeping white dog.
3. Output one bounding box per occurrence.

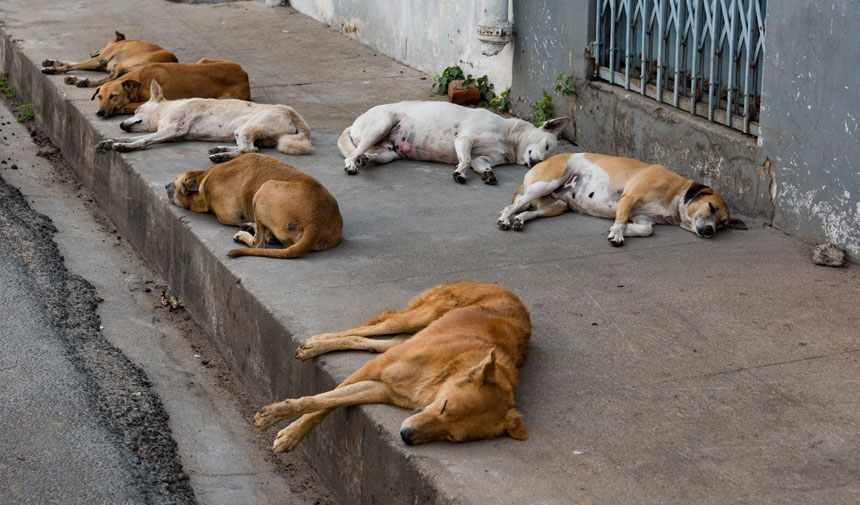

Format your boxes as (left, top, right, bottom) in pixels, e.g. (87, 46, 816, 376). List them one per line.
(338, 101, 568, 184)
(95, 80, 311, 162)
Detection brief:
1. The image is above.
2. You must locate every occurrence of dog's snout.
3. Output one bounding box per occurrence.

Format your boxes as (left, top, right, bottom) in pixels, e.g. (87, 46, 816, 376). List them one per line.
(400, 427, 416, 446)
(96, 109, 106, 117)
(528, 157, 541, 168)
(701, 225, 715, 237)
(165, 182, 175, 202)
(119, 122, 130, 132)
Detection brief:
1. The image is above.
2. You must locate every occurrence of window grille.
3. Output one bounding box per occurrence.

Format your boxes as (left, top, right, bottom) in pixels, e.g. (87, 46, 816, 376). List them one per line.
(593, 0, 766, 136)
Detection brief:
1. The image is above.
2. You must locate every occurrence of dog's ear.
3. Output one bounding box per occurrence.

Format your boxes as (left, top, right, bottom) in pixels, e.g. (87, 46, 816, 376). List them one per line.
(468, 350, 497, 386)
(149, 79, 165, 102)
(114, 31, 126, 41)
(122, 79, 142, 101)
(91, 86, 100, 101)
(728, 218, 748, 230)
(540, 117, 569, 137)
(505, 410, 528, 441)
(180, 177, 199, 195)
(683, 182, 714, 204)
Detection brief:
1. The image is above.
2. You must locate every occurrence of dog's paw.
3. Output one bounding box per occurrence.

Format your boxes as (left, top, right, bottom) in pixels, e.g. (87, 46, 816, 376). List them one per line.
(64, 75, 78, 85)
(512, 218, 525, 232)
(344, 165, 359, 175)
(40, 66, 59, 75)
(41, 59, 59, 67)
(208, 146, 231, 154)
(295, 343, 317, 361)
(233, 230, 254, 245)
(480, 171, 498, 185)
(497, 219, 511, 231)
(94, 140, 114, 153)
(74, 78, 90, 88)
(209, 152, 232, 163)
(354, 153, 371, 168)
(239, 222, 256, 235)
(452, 172, 467, 184)
(254, 404, 284, 430)
(272, 424, 308, 453)
(608, 224, 625, 246)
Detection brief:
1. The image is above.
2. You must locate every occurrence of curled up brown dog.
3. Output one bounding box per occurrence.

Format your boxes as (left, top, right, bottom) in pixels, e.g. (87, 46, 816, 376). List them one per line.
(167, 153, 342, 259)
(254, 281, 531, 452)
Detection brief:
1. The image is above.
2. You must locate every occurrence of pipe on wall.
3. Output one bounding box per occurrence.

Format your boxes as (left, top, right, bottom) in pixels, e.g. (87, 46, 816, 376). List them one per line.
(477, 0, 513, 56)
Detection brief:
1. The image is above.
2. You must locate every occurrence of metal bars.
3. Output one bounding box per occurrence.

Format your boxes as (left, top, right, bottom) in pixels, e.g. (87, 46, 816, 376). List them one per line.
(593, 0, 766, 135)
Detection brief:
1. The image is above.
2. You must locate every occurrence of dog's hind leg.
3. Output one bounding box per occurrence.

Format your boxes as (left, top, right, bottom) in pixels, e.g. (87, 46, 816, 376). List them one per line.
(41, 55, 104, 75)
(296, 335, 408, 360)
(511, 198, 568, 231)
(623, 215, 655, 237)
(498, 178, 564, 229)
(343, 120, 395, 175)
(303, 305, 445, 345)
(471, 156, 498, 185)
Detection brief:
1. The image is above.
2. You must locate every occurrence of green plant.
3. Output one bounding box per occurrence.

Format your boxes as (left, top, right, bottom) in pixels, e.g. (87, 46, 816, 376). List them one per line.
(489, 88, 510, 112)
(532, 90, 553, 127)
(475, 75, 497, 106)
(555, 73, 575, 97)
(0, 72, 16, 99)
(432, 66, 466, 94)
(16, 103, 34, 122)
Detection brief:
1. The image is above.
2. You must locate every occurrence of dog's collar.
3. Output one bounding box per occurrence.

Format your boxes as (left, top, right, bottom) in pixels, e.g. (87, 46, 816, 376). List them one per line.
(682, 182, 714, 204)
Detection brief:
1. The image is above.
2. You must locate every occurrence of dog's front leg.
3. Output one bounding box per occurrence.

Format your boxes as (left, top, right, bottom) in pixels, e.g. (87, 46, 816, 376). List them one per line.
(471, 156, 497, 185)
(99, 130, 180, 153)
(608, 194, 639, 246)
(255, 380, 390, 429)
(452, 136, 475, 183)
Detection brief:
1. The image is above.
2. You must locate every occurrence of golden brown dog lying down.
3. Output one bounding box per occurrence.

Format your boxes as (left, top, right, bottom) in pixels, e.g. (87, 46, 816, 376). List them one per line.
(254, 281, 532, 452)
(41, 31, 177, 88)
(92, 58, 250, 118)
(167, 153, 342, 259)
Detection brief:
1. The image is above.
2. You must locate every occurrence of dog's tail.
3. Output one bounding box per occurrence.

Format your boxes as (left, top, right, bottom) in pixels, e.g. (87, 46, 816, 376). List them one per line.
(277, 107, 312, 155)
(337, 127, 355, 158)
(228, 224, 319, 259)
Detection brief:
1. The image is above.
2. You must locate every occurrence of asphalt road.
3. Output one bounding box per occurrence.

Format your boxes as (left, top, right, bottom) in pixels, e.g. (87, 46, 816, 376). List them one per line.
(0, 174, 197, 505)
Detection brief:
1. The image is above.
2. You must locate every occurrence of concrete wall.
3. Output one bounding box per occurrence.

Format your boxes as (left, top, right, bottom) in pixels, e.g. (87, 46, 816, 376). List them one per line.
(508, 0, 858, 261)
(289, 0, 514, 89)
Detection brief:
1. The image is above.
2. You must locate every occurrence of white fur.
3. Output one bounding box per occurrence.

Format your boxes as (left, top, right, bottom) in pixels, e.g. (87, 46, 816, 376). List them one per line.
(95, 80, 311, 162)
(338, 101, 567, 184)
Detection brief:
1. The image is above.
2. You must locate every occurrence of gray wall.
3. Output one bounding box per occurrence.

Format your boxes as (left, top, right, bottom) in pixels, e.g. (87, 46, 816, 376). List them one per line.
(510, 0, 859, 261)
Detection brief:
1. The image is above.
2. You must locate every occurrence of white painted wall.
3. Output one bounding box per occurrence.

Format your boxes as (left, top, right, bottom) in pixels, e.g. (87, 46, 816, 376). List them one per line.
(290, 0, 513, 90)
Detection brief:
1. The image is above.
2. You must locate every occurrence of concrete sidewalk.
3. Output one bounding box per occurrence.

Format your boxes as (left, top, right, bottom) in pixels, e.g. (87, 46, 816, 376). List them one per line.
(1, 1, 858, 504)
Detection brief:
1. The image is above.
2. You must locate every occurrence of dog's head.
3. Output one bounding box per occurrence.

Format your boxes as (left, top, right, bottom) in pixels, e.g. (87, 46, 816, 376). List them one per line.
(518, 117, 569, 168)
(399, 350, 527, 445)
(167, 170, 208, 212)
(680, 182, 747, 238)
(116, 80, 165, 131)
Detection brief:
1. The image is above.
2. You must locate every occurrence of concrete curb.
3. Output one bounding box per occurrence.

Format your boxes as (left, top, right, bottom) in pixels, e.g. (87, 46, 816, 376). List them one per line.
(0, 29, 450, 505)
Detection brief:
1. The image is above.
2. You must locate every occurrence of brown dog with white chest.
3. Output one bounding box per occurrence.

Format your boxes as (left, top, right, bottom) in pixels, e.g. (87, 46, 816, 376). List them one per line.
(254, 280, 531, 452)
(93, 58, 250, 118)
(41, 31, 177, 88)
(498, 152, 747, 245)
(167, 153, 342, 259)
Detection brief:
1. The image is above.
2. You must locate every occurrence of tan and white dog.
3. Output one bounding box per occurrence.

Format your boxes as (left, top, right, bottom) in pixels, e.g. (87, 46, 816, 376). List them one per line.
(41, 31, 177, 88)
(339, 101, 568, 184)
(255, 281, 531, 452)
(95, 80, 311, 162)
(498, 153, 747, 245)
(167, 153, 342, 259)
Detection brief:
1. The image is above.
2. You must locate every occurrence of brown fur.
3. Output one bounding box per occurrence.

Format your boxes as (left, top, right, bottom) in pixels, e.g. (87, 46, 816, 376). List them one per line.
(41, 31, 177, 88)
(93, 58, 250, 117)
(168, 153, 342, 259)
(254, 281, 532, 452)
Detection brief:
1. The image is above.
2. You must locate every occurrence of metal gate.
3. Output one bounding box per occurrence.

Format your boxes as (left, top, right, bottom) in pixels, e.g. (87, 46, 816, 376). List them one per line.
(593, 0, 766, 135)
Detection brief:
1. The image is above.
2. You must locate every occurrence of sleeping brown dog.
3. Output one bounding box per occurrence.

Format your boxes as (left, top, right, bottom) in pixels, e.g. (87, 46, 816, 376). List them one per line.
(167, 153, 342, 259)
(41, 31, 177, 88)
(93, 58, 250, 118)
(255, 280, 532, 452)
